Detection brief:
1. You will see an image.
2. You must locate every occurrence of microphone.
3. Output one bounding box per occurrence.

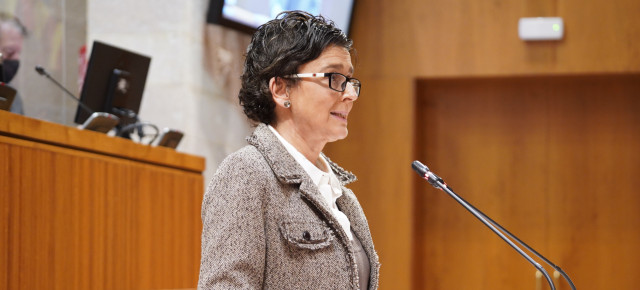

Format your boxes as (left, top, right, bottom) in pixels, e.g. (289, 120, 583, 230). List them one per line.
(411, 160, 429, 176)
(412, 160, 576, 290)
(35, 65, 119, 133)
(411, 160, 444, 188)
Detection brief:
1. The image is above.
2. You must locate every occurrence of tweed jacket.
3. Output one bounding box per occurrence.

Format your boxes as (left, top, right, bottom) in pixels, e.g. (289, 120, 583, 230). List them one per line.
(198, 124, 380, 289)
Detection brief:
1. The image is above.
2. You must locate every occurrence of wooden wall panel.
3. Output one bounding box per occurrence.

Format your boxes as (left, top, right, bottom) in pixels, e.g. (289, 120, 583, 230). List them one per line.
(351, 0, 640, 79)
(1, 125, 203, 289)
(557, 0, 640, 73)
(349, 2, 418, 78)
(415, 78, 550, 289)
(336, 1, 640, 288)
(545, 80, 640, 289)
(325, 78, 415, 290)
(0, 144, 8, 289)
(414, 74, 640, 289)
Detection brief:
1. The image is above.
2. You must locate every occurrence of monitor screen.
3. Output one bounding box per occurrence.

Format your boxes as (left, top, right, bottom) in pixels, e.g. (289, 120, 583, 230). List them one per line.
(74, 41, 151, 125)
(206, 0, 356, 36)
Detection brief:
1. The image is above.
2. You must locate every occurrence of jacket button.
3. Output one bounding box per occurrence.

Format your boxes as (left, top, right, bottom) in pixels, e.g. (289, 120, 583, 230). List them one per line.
(303, 231, 311, 241)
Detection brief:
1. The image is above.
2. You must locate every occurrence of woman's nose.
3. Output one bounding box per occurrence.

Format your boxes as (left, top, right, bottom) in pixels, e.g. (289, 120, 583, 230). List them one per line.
(342, 82, 359, 101)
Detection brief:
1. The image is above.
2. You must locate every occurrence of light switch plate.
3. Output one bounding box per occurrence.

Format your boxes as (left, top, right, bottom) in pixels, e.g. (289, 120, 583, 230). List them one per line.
(518, 17, 564, 41)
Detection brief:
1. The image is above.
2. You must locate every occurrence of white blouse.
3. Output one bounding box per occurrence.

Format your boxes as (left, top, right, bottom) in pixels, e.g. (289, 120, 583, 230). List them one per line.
(268, 125, 353, 240)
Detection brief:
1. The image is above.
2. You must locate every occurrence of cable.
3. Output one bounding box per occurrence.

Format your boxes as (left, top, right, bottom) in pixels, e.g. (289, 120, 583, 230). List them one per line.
(117, 121, 159, 145)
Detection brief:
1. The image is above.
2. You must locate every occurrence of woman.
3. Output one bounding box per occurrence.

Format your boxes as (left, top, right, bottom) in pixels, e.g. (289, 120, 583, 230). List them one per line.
(198, 11, 379, 289)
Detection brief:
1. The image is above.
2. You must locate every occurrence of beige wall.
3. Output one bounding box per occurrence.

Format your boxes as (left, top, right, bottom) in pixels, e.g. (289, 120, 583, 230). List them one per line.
(2, 0, 86, 123)
(6, 0, 252, 182)
(87, 0, 252, 182)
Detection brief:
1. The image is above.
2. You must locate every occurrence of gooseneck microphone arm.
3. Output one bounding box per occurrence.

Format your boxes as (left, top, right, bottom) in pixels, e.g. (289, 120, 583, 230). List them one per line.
(412, 161, 562, 290)
(34, 65, 94, 115)
(412, 161, 576, 290)
(453, 185, 577, 290)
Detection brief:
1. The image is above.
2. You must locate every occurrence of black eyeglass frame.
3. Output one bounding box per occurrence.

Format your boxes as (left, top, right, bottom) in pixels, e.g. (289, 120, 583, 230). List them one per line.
(285, 72, 361, 96)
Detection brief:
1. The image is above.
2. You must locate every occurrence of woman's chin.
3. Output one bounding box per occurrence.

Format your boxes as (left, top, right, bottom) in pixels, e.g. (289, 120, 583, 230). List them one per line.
(328, 128, 349, 143)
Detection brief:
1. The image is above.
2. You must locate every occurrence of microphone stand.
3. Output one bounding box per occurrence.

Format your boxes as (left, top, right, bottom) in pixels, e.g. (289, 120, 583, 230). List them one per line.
(35, 65, 120, 133)
(35, 65, 94, 115)
(412, 161, 574, 290)
(455, 189, 577, 290)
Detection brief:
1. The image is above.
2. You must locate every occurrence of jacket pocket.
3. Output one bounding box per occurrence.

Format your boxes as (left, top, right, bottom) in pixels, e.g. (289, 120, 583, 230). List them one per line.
(279, 221, 334, 250)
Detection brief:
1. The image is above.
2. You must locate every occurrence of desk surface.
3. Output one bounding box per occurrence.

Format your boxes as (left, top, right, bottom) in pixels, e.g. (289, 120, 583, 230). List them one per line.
(0, 110, 204, 173)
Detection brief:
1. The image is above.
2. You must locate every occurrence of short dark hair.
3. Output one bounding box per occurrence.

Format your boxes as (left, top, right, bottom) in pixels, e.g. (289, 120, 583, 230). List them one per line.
(239, 10, 353, 125)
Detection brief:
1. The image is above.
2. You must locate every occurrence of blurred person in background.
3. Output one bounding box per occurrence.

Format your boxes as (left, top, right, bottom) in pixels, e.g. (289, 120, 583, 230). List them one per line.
(0, 11, 27, 115)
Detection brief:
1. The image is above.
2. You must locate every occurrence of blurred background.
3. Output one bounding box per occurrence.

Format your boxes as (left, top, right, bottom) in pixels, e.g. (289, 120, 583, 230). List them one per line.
(2, 0, 639, 289)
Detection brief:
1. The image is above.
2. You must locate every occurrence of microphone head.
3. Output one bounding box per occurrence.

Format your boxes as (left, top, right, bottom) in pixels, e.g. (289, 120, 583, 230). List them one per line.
(411, 160, 429, 176)
(35, 65, 46, 76)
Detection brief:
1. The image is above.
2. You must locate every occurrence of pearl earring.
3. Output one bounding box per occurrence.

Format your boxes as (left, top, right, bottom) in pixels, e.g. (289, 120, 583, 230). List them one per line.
(284, 101, 291, 108)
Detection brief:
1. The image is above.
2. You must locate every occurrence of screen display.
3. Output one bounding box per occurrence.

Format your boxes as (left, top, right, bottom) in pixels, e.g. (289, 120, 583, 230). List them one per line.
(211, 0, 355, 35)
(74, 41, 151, 125)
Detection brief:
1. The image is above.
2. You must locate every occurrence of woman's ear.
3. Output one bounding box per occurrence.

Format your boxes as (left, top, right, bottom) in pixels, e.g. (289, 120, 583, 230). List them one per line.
(269, 77, 290, 108)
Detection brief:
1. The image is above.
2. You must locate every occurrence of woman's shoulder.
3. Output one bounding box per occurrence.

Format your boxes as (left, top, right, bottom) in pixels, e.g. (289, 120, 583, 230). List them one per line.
(216, 145, 268, 174)
(225, 144, 263, 161)
(206, 145, 273, 195)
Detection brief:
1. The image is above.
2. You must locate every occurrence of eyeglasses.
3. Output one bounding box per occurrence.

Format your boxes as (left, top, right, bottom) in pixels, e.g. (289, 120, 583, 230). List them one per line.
(286, 72, 361, 97)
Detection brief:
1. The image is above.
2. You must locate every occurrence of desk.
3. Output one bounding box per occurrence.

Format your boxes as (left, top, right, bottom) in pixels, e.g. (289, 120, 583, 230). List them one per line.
(1, 111, 204, 289)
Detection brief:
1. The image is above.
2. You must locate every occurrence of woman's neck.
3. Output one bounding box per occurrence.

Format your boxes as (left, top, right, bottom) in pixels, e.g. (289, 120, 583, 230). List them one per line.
(271, 123, 328, 172)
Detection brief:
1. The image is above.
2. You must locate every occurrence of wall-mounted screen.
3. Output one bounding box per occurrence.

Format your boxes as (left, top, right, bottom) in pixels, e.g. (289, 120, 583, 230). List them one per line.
(207, 0, 356, 36)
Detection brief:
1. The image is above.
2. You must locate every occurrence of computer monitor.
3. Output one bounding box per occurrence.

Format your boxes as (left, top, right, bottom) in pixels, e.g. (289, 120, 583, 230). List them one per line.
(74, 41, 151, 126)
(206, 0, 356, 36)
(0, 84, 16, 111)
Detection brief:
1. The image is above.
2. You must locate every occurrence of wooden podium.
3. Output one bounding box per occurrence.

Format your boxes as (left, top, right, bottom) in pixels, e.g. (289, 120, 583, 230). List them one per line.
(0, 111, 204, 289)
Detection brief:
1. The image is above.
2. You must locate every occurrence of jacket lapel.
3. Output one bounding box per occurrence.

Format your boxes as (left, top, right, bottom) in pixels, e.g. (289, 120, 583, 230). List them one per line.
(246, 124, 352, 242)
(246, 124, 304, 184)
(248, 123, 378, 287)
